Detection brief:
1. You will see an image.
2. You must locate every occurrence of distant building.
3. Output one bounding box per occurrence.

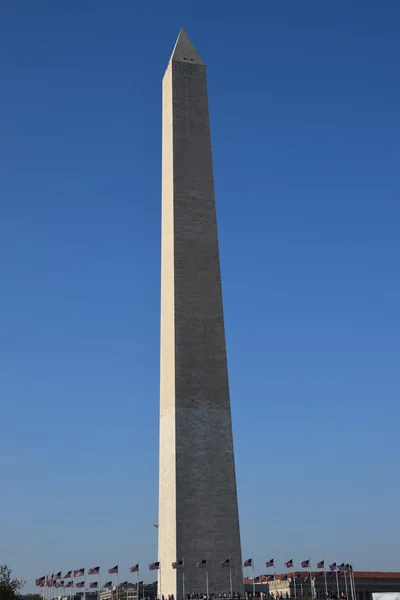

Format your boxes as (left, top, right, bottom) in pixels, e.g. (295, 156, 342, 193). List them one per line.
(99, 582, 157, 600)
(100, 584, 138, 600)
(244, 571, 400, 600)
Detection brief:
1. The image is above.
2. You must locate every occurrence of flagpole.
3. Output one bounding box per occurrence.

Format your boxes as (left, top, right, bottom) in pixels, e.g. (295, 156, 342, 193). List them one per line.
(335, 569, 340, 600)
(351, 567, 356, 600)
(182, 558, 185, 600)
(252, 564, 255, 597)
(309, 563, 313, 599)
(323, 569, 328, 598)
(349, 567, 355, 600)
(137, 564, 140, 600)
(229, 556, 233, 599)
(344, 568, 349, 600)
(159, 564, 162, 600)
(206, 559, 209, 599)
(273, 567, 277, 594)
(293, 567, 296, 599)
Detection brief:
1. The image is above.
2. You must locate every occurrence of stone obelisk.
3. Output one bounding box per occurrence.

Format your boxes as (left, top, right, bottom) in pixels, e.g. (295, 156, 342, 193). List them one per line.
(159, 29, 243, 598)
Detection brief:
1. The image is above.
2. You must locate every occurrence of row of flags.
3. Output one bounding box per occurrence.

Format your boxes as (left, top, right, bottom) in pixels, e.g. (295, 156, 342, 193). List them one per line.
(153, 558, 232, 570)
(35, 580, 145, 590)
(243, 559, 353, 573)
(36, 558, 233, 586)
(36, 560, 354, 587)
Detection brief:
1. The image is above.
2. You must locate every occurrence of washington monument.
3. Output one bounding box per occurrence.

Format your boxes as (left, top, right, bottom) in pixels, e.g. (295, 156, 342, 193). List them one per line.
(159, 29, 243, 598)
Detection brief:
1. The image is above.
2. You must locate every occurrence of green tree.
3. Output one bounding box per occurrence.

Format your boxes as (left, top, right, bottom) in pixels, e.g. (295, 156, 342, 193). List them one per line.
(0, 566, 25, 600)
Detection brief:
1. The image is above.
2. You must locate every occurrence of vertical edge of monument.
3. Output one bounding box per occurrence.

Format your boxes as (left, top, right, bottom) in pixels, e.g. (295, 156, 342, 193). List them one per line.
(158, 54, 177, 597)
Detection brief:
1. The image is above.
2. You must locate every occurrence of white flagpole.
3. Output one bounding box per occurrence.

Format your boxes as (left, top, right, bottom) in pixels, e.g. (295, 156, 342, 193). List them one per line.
(335, 569, 340, 599)
(84, 567, 86, 600)
(99, 572, 102, 600)
(344, 568, 349, 599)
(159, 564, 162, 600)
(350, 567, 355, 600)
(182, 558, 185, 600)
(323, 569, 328, 598)
(205, 559, 209, 599)
(116, 569, 119, 600)
(293, 567, 296, 599)
(309, 564, 313, 599)
(252, 563, 255, 597)
(273, 567, 277, 594)
(229, 557, 233, 599)
(137, 565, 140, 600)
(351, 567, 356, 600)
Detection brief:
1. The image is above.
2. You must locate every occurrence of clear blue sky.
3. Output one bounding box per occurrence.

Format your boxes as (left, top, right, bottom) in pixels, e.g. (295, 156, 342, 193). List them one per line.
(1, 0, 399, 591)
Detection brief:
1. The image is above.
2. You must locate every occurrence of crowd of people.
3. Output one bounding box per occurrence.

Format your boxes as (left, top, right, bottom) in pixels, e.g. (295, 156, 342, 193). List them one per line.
(157, 593, 347, 600)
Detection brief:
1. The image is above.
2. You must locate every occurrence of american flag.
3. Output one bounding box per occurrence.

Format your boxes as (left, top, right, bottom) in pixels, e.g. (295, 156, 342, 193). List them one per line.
(76, 582, 85, 588)
(129, 564, 139, 573)
(104, 582, 113, 588)
(172, 561, 183, 570)
(301, 560, 310, 569)
(220, 558, 230, 568)
(36, 577, 45, 587)
(89, 583, 98, 589)
(196, 559, 207, 569)
(266, 559, 274, 568)
(329, 563, 338, 572)
(55, 572, 62, 580)
(317, 561, 324, 569)
(149, 562, 160, 571)
(46, 581, 53, 588)
(119, 582, 128, 588)
(339, 563, 345, 572)
(74, 569, 85, 578)
(65, 582, 73, 588)
(64, 571, 73, 579)
(89, 567, 100, 575)
(284, 560, 293, 569)
(108, 566, 118, 575)
(243, 559, 252, 568)
(54, 582, 61, 588)
(254, 577, 260, 583)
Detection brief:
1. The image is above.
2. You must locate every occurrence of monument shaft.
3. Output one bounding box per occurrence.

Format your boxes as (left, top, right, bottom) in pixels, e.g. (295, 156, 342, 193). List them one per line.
(159, 30, 242, 598)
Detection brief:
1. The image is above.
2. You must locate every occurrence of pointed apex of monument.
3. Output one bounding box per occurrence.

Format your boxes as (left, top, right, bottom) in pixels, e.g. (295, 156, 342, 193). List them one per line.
(170, 28, 204, 65)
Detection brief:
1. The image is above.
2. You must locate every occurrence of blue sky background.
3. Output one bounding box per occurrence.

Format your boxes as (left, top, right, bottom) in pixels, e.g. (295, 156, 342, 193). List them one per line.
(1, 0, 399, 590)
